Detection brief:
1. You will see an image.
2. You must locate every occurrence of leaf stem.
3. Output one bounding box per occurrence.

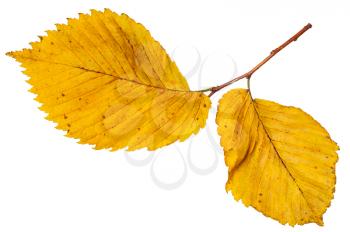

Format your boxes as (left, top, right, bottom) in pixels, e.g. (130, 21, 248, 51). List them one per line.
(199, 23, 312, 97)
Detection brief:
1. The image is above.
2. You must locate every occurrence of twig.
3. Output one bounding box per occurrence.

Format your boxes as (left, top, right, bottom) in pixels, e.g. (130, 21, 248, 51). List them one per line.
(199, 23, 312, 97)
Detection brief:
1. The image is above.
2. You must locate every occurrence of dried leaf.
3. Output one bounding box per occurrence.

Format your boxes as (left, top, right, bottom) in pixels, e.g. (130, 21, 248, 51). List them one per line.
(7, 9, 211, 151)
(216, 88, 338, 226)
(7, 10, 339, 226)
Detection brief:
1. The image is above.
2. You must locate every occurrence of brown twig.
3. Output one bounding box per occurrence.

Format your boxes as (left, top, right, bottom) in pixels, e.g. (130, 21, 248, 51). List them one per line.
(201, 23, 312, 97)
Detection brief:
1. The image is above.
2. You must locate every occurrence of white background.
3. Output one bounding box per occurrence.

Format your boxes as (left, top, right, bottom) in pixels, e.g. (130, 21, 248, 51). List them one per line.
(1, 0, 350, 231)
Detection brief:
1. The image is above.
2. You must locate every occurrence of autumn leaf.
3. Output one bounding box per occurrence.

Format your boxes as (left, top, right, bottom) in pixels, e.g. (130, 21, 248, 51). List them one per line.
(6, 9, 211, 151)
(216, 88, 338, 226)
(7, 10, 339, 226)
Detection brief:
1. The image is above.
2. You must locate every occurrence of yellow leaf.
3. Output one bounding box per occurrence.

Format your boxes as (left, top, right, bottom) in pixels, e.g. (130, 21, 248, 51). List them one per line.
(7, 9, 211, 151)
(216, 89, 338, 226)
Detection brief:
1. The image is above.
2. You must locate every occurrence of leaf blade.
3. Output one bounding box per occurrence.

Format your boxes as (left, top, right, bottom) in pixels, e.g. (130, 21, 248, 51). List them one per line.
(7, 9, 211, 151)
(216, 88, 338, 226)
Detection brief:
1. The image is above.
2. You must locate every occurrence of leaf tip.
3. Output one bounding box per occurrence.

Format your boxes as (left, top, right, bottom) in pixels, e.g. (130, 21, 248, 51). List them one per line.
(5, 51, 13, 57)
(313, 216, 324, 226)
(5, 51, 18, 59)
